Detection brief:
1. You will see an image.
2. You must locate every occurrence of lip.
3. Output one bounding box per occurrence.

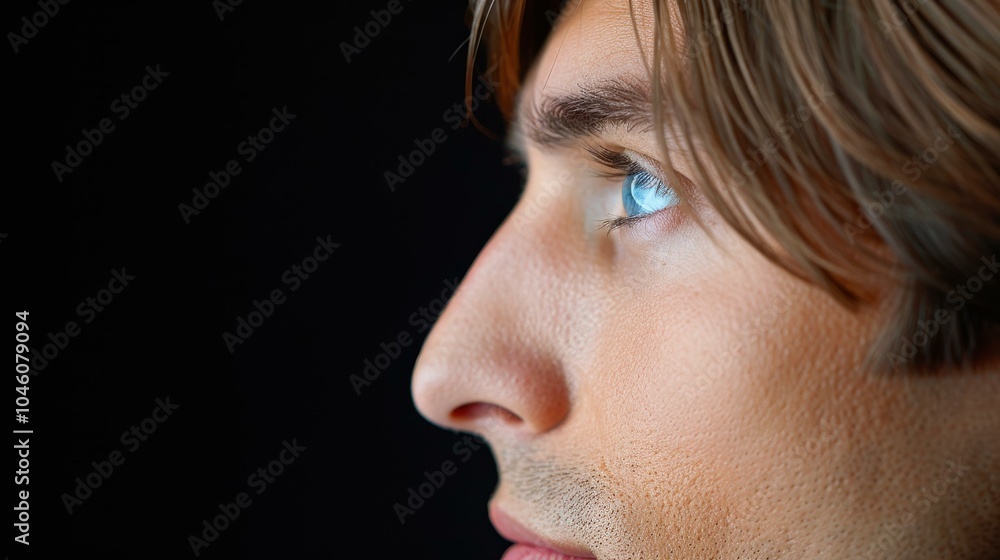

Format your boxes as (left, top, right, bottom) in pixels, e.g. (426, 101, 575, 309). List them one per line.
(490, 504, 596, 559)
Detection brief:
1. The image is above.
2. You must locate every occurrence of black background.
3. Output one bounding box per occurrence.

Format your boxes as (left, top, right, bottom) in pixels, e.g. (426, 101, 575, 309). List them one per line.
(7, 0, 523, 557)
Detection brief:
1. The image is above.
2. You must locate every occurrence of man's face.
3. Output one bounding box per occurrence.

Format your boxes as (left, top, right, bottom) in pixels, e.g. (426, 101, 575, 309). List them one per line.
(412, 1, 998, 558)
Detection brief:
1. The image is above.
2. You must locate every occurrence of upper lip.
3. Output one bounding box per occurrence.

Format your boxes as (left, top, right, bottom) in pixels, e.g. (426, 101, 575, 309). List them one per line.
(489, 503, 596, 558)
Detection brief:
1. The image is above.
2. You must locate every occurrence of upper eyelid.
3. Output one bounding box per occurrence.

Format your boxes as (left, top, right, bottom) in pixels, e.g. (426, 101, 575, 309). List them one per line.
(505, 116, 687, 195)
(501, 128, 627, 173)
(583, 145, 673, 189)
(504, 139, 682, 233)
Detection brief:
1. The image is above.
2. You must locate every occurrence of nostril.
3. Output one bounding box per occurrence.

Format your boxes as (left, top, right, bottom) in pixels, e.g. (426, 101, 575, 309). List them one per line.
(451, 402, 523, 426)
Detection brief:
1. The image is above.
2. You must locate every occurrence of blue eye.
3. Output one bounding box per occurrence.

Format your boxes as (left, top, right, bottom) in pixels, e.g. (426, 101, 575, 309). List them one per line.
(622, 171, 679, 217)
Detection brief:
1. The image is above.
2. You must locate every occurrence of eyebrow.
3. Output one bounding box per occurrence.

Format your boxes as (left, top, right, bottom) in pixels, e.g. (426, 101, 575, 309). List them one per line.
(508, 77, 656, 156)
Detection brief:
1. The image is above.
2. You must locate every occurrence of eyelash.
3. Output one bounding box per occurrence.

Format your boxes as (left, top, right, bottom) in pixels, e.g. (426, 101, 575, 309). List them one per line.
(585, 145, 644, 176)
(583, 145, 675, 233)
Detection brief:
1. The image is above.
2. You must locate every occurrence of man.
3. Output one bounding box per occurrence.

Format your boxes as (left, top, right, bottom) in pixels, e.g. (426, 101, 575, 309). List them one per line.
(412, 0, 1000, 557)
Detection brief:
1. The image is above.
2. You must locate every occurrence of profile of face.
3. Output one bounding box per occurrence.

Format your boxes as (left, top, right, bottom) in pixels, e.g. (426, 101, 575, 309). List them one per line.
(411, 1, 1000, 558)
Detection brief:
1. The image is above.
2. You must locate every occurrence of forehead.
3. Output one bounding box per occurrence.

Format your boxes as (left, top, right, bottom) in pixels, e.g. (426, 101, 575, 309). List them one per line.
(523, 0, 662, 100)
(513, 0, 676, 145)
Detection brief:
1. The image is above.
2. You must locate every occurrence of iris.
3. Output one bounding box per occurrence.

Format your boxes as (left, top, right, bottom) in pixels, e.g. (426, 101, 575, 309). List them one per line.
(622, 171, 679, 217)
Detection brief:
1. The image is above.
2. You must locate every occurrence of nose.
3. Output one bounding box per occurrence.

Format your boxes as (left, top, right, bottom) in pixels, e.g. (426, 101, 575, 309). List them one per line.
(411, 197, 581, 439)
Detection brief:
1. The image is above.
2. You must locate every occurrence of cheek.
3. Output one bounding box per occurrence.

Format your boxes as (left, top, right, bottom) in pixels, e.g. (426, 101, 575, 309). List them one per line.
(574, 224, 884, 549)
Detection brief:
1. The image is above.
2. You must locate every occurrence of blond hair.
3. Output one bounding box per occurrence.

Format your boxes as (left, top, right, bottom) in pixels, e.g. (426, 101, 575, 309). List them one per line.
(466, 0, 1000, 373)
